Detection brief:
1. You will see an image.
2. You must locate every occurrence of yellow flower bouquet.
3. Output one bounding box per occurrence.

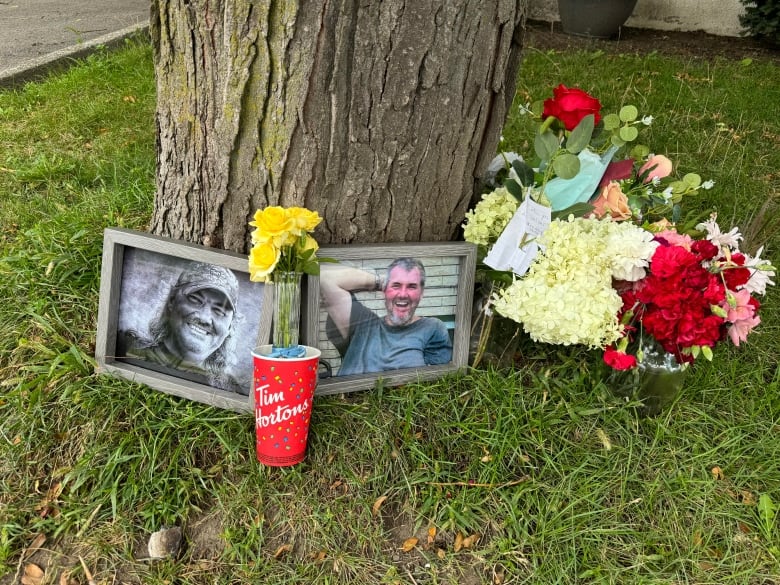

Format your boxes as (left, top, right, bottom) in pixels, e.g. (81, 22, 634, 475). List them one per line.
(248, 206, 323, 282)
(248, 206, 324, 351)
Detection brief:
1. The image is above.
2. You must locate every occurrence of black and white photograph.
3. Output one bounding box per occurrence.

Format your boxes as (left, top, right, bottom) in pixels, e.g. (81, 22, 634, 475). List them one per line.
(96, 228, 273, 412)
(304, 242, 477, 395)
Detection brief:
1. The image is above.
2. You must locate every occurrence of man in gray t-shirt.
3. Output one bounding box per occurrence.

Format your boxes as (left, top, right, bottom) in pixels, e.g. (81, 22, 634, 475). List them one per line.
(321, 258, 452, 376)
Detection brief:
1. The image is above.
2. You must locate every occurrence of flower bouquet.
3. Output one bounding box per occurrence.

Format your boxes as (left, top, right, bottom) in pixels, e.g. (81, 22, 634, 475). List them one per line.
(464, 84, 775, 408)
(248, 206, 323, 354)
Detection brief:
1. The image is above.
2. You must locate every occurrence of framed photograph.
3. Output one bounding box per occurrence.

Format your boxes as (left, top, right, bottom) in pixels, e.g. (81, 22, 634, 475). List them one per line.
(304, 242, 477, 395)
(95, 228, 273, 412)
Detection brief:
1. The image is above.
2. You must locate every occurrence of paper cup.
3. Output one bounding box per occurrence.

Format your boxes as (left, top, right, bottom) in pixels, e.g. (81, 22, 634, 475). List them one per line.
(252, 344, 320, 466)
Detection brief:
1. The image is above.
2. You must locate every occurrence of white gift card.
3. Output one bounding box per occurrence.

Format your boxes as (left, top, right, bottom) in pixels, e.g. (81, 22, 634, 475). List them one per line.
(484, 197, 551, 276)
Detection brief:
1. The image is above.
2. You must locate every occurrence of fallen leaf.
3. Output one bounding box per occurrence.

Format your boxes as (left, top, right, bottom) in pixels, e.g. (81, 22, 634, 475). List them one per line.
(739, 490, 756, 506)
(273, 544, 292, 559)
(21, 564, 44, 585)
(26, 533, 47, 555)
(329, 479, 343, 490)
(737, 521, 752, 534)
(436, 548, 446, 559)
(427, 526, 437, 545)
(401, 537, 418, 552)
(493, 566, 506, 584)
(461, 533, 480, 549)
(123, 95, 137, 103)
(454, 531, 464, 552)
(596, 428, 612, 451)
(372, 495, 388, 517)
(693, 531, 703, 546)
(711, 466, 725, 480)
(311, 550, 327, 562)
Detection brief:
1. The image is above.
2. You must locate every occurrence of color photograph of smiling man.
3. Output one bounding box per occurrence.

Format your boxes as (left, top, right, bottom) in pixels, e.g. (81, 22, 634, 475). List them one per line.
(320, 257, 453, 376)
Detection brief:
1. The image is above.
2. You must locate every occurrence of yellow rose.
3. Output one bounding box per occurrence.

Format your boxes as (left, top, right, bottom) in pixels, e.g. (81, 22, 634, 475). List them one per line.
(297, 234, 320, 255)
(591, 181, 632, 221)
(287, 207, 322, 233)
(250, 206, 294, 244)
(248, 241, 280, 282)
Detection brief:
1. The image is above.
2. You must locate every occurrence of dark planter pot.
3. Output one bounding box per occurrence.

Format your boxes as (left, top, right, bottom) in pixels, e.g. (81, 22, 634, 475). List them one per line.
(558, 0, 639, 39)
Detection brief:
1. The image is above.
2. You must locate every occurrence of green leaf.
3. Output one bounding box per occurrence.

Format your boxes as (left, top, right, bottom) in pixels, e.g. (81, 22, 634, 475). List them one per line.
(566, 114, 595, 154)
(504, 178, 524, 202)
(619, 126, 639, 142)
(758, 494, 777, 529)
(683, 173, 702, 188)
(511, 159, 536, 188)
(603, 113, 621, 131)
(552, 153, 580, 180)
(701, 346, 713, 361)
(535, 130, 560, 162)
(550, 202, 594, 220)
(630, 144, 650, 159)
(619, 105, 639, 122)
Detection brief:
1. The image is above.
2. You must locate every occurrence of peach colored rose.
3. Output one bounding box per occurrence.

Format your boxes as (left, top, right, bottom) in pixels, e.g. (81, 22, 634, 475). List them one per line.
(639, 154, 673, 183)
(591, 181, 632, 220)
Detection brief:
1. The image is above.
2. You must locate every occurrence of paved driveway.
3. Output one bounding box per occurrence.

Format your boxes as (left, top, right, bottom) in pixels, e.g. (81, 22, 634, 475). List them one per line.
(0, 0, 149, 85)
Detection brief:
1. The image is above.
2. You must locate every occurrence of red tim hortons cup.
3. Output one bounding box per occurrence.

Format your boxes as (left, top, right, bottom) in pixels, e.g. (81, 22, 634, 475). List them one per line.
(252, 344, 321, 466)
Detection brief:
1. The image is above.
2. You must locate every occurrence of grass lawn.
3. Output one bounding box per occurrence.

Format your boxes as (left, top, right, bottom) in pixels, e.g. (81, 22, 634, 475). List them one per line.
(0, 33, 778, 585)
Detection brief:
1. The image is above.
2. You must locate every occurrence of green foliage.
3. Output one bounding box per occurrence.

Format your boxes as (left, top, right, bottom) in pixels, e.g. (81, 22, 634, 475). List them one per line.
(1, 33, 779, 585)
(739, 0, 780, 45)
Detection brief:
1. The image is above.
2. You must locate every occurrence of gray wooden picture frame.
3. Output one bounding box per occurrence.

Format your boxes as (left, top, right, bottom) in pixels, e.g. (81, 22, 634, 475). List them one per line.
(95, 227, 273, 413)
(304, 242, 477, 395)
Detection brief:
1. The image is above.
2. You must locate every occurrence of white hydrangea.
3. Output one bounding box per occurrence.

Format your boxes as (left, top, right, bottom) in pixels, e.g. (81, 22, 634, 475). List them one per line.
(462, 187, 519, 247)
(493, 216, 658, 348)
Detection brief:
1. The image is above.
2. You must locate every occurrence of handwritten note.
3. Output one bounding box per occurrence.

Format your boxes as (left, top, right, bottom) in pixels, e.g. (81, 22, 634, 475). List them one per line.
(484, 197, 551, 276)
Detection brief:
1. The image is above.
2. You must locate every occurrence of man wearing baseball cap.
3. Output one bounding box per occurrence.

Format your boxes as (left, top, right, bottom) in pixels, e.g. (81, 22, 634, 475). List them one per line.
(118, 262, 245, 393)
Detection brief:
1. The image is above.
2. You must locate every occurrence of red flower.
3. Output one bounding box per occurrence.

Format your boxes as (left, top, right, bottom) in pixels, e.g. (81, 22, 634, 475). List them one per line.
(542, 84, 602, 131)
(604, 347, 637, 370)
(723, 253, 751, 290)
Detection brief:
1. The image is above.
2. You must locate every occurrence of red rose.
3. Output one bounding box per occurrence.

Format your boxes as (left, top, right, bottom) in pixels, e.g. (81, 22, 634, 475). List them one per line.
(604, 347, 637, 370)
(542, 84, 602, 131)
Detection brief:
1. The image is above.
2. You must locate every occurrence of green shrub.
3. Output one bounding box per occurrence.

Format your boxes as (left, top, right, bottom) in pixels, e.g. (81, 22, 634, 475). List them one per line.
(739, 0, 780, 44)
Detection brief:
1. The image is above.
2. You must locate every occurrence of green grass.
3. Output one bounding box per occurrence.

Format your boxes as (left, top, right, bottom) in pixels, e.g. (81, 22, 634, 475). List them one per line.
(1, 35, 779, 585)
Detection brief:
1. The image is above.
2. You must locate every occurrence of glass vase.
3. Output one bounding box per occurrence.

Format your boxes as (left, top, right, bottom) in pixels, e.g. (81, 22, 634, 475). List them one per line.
(609, 336, 688, 416)
(272, 271, 302, 350)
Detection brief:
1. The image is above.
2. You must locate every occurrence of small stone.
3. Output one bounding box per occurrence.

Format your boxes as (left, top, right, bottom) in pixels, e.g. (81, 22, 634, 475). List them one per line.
(147, 526, 183, 559)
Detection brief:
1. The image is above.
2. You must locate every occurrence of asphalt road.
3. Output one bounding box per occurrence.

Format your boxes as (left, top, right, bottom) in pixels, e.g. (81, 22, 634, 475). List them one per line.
(0, 0, 150, 86)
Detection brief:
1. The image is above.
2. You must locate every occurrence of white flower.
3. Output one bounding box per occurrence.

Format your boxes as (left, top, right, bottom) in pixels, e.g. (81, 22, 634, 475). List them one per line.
(696, 214, 742, 249)
(462, 187, 519, 246)
(641, 115, 654, 125)
(493, 217, 654, 348)
(741, 246, 776, 295)
(702, 180, 715, 190)
(662, 187, 674, 201)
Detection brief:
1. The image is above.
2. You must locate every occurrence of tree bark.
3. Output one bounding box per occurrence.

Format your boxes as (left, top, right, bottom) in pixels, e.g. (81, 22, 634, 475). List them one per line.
(150, 0, 526, 252)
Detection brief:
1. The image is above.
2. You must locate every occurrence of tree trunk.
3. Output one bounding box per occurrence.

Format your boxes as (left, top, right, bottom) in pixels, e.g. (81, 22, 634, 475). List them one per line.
(150, 0, 526, 252)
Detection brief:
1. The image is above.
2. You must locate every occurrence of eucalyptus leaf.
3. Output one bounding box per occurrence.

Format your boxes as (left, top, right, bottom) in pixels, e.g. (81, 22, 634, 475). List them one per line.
(535, 130, 560, 162)
(566, 114, 595, 154)
(619, 105, 639, 122)
(552, 153, 581, 180)
(619, 126, 639, 142)
(603, 113, 620, 131)
(683, 173, 702, 188)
